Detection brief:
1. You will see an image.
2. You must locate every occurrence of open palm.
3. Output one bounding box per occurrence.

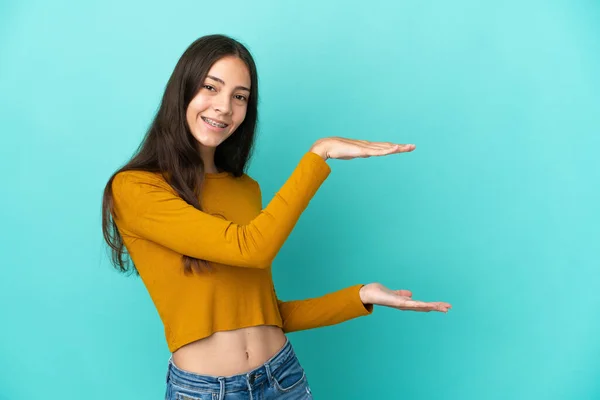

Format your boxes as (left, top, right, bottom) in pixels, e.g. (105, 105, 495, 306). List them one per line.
(360, 283, 452, 313)
(310, 137, 416, 160)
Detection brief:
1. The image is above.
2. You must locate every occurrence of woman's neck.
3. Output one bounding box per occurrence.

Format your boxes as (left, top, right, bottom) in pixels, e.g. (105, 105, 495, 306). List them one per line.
(198, 144, 219, 174)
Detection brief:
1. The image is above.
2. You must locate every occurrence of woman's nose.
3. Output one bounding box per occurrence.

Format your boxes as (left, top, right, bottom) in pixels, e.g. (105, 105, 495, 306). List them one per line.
(213, 95, 232, 114)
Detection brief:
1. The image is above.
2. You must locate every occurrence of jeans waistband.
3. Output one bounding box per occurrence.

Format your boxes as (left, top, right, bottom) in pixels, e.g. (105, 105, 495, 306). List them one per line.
(167, 337, 294, 393)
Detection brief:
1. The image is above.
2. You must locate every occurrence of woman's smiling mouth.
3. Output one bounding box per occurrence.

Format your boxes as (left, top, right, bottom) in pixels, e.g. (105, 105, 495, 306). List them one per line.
(201, 116, 229, 128)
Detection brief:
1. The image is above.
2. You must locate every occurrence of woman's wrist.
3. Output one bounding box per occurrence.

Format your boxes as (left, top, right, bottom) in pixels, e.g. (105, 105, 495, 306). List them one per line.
(309, 139, 329, 160)
(359, 284, 371, 305)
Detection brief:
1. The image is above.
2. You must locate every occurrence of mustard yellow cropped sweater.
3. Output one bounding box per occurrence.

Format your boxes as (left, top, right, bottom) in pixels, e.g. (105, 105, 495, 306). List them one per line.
(111, 151, 373, 352)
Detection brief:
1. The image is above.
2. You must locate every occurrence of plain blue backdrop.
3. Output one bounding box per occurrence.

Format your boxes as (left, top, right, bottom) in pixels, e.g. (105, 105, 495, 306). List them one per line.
(1, 0, 599, 399)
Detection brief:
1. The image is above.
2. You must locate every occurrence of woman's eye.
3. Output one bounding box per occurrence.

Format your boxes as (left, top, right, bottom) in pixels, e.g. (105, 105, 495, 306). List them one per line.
(235, 95, 247, 102)
(203, 85, 216, 91)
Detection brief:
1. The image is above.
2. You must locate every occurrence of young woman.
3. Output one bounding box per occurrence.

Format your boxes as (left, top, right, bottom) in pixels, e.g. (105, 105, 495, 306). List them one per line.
(102, 34, 451, 400)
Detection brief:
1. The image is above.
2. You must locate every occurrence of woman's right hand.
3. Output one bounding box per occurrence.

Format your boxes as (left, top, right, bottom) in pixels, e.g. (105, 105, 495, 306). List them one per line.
(309, 137, 416, 160)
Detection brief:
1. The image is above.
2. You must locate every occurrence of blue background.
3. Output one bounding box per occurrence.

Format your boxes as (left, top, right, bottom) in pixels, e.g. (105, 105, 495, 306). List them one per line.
(1, 0, 599, 398)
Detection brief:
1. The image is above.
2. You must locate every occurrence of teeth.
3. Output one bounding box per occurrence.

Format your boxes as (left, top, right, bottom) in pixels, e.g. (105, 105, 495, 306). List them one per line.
(202, 117, 227, 128)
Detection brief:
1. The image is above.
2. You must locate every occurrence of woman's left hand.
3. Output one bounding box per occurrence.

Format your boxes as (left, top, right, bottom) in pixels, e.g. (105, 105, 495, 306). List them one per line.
(360, 283, 452, 313)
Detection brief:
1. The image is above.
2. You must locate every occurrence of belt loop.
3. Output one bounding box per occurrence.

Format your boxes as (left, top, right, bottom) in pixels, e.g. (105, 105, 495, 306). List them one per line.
(165, 357, 171, 384)
(217, 377, 225, 400)
(245, 373, 255, 400)
(265, 363, 274, 387)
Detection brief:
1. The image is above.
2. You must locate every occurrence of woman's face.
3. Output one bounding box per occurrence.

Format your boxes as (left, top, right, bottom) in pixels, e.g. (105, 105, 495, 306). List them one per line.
(186, 56, 251, 148)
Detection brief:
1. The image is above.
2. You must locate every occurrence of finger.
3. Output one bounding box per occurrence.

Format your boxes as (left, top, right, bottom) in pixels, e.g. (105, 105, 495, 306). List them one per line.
(401, 300, 427, 309)
(431, 302, 452, 312)
(403, 301, 451, 313)
(366, 146, 408, 157)
(366, 142, 409, 151)
(373, 144, 416, 155)
(396, 144, 416, 152)
(367, 141, 396, 149)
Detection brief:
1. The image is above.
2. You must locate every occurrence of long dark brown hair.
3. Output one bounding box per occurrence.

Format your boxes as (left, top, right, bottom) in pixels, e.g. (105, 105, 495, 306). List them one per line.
(101, 34, 259, 276)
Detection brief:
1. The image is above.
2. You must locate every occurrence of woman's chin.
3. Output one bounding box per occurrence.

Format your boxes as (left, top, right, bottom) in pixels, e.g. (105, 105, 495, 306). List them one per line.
(193, 133, 226, 149)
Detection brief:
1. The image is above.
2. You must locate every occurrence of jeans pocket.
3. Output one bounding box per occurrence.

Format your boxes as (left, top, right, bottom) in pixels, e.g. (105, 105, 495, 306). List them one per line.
(168, 382, 216, 400)
(272, 360, 307, 393)
(174, 391, 216, 400)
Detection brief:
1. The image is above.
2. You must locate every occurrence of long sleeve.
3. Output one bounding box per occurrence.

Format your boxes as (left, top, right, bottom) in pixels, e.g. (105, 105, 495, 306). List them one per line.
(111, 151, 330, 269)
(276, 285, 374, 333)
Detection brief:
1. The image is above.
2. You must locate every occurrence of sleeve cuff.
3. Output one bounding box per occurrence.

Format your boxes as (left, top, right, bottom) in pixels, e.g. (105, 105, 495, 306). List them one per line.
(302, 151, 331, 179)
(350, 284, 374, 316)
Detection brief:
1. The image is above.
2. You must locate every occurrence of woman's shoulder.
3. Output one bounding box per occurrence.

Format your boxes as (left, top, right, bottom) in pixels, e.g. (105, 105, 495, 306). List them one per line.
(111, 170, 172, 196)
(238, 173, 262, 193)
(239, 172, 258, 185)
(114, 169, 164, 183)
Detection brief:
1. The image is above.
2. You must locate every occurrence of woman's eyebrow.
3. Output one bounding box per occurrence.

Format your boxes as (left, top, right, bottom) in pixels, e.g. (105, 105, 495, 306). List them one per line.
(207, 75, 251, 92)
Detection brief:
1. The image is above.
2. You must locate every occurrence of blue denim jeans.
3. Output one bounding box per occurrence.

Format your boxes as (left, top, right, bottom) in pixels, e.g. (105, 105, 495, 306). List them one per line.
(165, 338, 313, 399)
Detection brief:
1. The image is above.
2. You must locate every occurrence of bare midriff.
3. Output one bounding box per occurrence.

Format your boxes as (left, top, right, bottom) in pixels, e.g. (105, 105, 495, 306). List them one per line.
(171, 325, 288, 376)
